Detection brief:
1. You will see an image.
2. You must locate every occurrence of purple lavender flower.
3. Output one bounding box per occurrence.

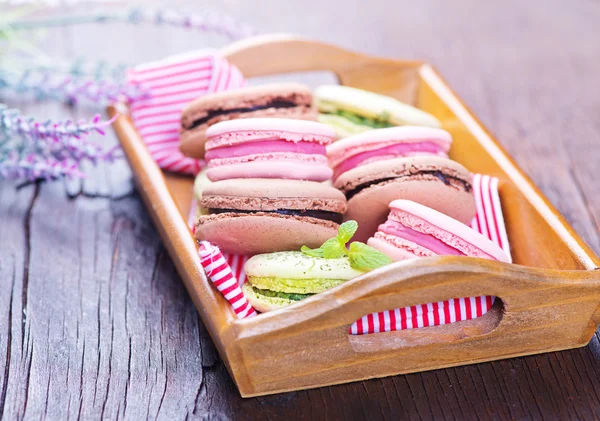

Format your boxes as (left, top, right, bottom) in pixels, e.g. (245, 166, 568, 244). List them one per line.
(1, 105, 118, 162)
(0, 69, 150, 104)
(0, 6, 256, 182)
(0, 105, 117, 181)
(0, 154, 85, 182)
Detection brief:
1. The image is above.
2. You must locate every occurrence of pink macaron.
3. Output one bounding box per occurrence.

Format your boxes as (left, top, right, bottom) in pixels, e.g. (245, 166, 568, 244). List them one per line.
(367, 200, 511, 262)
(327, 126, 452, 181)
(204, 118, 335, 182)
(196, 178, 347, 255)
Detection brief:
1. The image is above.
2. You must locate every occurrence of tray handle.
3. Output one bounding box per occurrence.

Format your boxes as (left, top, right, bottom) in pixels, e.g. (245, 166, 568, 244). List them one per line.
(222, 34, 423, 98)
(240, 257, 600, 351)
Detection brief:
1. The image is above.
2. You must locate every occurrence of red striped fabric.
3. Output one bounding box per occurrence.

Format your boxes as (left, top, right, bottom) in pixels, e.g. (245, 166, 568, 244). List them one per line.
(195, 172, 510, 332)
(198, 241, 256, 319)
(471, 174, 511, 260)
(127, 51, 245, 175)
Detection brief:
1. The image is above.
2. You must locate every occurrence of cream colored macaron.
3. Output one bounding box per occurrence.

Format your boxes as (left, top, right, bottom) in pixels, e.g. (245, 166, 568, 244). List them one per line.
(243, 251, 363, 312)
(315, 85, 440, 138)
(193, 168, 213, 218)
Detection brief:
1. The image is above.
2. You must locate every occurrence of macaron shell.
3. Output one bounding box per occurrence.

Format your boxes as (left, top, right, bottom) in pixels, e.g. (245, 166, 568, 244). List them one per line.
(244, 251, 363, 280)
(193, 168, 213, 216)
(202, 195, 346, 214)
(330, 125, 452, 149)
(248, 276, 347, 294)
(202, 178, 346, 210)
(181, 82, 313, 123)
(367, 237, 420, 261)
(195, 213, 339, 255)
(180, 108, 318, 159)
(371, 230, 438, 257)
(327, 126, 452, 165)
(206, 117, 335, 140)
(206, 160, 333, 182)
(242, 283, 293, 313)
(334, 155, 472, 193)
(389, 200, 511, 262)
(344, 177, 476, 242)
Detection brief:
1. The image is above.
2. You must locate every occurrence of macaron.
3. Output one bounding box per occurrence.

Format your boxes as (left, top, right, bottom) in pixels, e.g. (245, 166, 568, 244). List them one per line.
(196, 178, 347, 255)
(204, 118, 335, 182)
(193, 168, 213, 218)
(334, 155, 476, 242)
(180, 83, 317, 159)
(368, 200, 511, 262)
(242, 251, 363, 312)
(315, 85, 440, 138)
(327, 126, 452, 181)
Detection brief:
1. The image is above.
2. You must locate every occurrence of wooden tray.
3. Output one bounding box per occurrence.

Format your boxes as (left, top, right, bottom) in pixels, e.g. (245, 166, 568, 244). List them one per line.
(108, 35, 600, 398)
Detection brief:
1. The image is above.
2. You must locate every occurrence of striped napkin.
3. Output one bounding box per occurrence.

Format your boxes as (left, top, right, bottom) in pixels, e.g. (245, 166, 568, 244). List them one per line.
(194, 174, 511, 334)
(127, 50, 245, 174)
(198, 241, 257, 319)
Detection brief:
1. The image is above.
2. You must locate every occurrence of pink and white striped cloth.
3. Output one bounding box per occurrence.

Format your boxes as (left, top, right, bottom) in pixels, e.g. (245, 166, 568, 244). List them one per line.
(351, 296, 496, 335)
(471, 174, 511, 259)
(196, 174, 511, 332)
(198, 241, 257, 319)
(127, 50, 245, 174)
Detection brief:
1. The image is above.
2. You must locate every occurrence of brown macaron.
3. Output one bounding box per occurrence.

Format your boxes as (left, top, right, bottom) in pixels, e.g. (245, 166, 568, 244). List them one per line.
(334, 156, 476, 242)
(196, 179, 347, 255)
(180, 83, 317, 159)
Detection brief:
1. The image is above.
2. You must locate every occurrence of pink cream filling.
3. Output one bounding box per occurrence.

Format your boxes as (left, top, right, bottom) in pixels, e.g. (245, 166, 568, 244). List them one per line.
(333, 141, 446, 179)
(207, 152, 328, 167)
(378, 220, 466, 256)
(205, 139, 326, 162)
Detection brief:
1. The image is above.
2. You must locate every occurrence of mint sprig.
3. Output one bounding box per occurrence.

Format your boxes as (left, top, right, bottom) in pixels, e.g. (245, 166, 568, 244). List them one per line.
(301, 221, 392, 271)
(337, 220, 358, 243)
(348, 242, 392, 270)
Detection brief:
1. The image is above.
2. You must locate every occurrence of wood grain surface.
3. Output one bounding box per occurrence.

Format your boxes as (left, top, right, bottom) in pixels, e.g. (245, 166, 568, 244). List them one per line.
(1, 0, 600, 419)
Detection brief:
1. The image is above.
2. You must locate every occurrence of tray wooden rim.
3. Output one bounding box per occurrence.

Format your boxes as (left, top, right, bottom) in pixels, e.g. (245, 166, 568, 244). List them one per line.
(108, 34, 600, 397)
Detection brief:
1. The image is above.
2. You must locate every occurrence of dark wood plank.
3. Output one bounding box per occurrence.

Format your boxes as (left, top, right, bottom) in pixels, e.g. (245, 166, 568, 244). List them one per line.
(1, 0, 599, 420)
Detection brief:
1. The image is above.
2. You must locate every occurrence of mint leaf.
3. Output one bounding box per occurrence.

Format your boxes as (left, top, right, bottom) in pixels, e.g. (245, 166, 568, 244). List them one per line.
(322, 238, 347, 259)
(301, 220, 360, 259)
(348, 242, 393, 271)
(337, 220, 358, 243)
(301, 245, 324, 258)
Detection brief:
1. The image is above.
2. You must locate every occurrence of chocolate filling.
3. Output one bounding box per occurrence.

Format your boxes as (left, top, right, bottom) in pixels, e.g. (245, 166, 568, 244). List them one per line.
(186, 99, 305, 129)
(344, 170, 472, 200)
(208, 208, 343, 224)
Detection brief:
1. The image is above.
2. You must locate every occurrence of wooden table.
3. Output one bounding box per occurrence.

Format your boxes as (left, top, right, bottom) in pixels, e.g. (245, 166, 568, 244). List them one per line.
(1, 1, 599, 419)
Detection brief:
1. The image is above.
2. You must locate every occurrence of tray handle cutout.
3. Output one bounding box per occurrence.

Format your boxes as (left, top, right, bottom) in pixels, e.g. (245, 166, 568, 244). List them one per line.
(347, 297, 505, 353)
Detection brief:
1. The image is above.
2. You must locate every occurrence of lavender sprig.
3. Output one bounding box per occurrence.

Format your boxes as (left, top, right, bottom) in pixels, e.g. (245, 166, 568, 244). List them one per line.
(0, 105, 118, 162)
(0, 153, 84, 182)
(138, 8, 256, 40)
(7, 7, 256, 41)
(0, 68, 149, 104)
(1, 7, 255, 105)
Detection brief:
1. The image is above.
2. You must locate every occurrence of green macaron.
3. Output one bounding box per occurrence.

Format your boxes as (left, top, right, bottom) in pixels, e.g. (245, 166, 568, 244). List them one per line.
(243, 251, 364, 312)
(315, 85, 440, 138)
